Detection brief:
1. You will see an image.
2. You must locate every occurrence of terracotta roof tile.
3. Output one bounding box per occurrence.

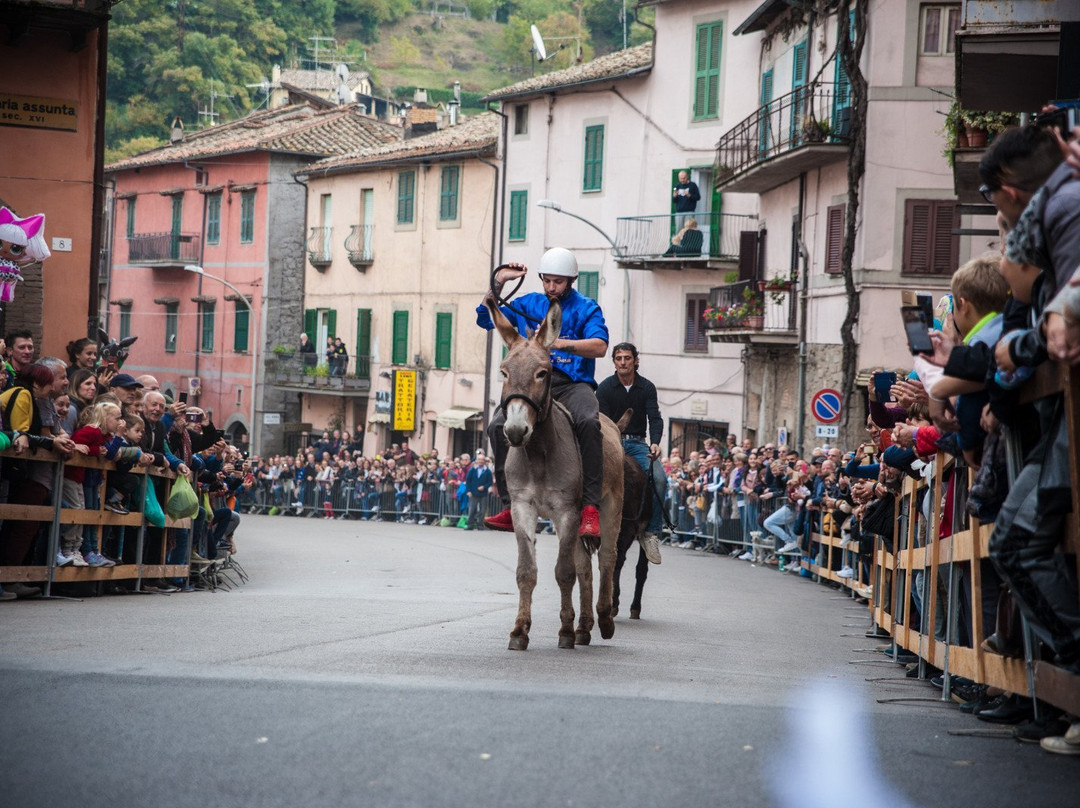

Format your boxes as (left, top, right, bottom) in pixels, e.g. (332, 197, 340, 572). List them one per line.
(106, 103, 401, 172)
(299, 112, 500, 176)
(482, 43, 652, 102)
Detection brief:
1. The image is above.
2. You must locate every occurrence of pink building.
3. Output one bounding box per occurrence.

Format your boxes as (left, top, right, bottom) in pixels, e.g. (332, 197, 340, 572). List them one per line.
(105, 103, 399, 453)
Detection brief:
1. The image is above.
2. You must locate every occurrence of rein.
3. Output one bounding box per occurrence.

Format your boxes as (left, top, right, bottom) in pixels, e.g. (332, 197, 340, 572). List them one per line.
(490, 264, 543, 327)
(498, 364, 554, 424)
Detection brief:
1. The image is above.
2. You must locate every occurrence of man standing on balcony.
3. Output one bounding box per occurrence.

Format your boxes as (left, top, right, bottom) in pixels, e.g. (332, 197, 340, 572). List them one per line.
(672, 170, 700, 226)
(596, 342, 665, 564)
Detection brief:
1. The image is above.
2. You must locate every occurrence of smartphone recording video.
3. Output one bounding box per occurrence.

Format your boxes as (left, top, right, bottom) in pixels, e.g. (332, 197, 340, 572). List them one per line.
(901, 306, 934, 355)
(178, 391, 188, 404)
(873, 370, 897, 403)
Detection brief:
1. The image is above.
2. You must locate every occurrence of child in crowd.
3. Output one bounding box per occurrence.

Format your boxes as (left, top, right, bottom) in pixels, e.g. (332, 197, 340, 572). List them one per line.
(103, 413, 146, 515)
(61, 402, 123, 566)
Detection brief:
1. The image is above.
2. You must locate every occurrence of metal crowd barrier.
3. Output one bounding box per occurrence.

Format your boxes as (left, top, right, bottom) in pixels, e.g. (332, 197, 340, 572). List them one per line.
(0, 449, 193, 596)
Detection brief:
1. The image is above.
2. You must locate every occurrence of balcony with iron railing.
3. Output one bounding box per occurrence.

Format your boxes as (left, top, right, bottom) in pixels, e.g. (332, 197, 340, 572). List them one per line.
(704, 277, 798, 345)
(614, 211, 756, 269)
(307, 226, 333, 270)
(126, 232, 201, 268)
(714, 80, 851, 194)
(344, 224, 374, 269)
(266, 351, 372, 394)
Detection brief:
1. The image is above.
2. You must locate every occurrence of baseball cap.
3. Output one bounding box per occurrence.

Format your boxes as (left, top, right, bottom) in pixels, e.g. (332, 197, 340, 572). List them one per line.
(108, 373, 143, 389)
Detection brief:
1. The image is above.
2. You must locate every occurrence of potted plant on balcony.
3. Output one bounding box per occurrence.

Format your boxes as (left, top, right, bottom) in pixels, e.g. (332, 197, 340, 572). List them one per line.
(802, 115, 831, 143)
(758, 272, 796, 304)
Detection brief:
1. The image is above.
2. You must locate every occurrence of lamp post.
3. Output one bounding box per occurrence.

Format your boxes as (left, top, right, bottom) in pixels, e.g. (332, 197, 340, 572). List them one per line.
(184, 265, 259, 454)
(536, 199, 629, 340)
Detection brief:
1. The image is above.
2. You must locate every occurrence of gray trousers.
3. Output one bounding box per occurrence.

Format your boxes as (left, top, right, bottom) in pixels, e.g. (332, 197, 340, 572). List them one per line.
(489, 372, 603, 509)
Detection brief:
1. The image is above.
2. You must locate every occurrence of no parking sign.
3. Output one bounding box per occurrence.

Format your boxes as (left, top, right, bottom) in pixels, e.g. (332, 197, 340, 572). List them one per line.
(811, 389, 842, 424)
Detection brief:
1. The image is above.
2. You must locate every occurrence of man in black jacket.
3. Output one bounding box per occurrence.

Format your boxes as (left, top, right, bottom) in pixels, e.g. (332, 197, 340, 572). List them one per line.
(596, 342, 665, 564)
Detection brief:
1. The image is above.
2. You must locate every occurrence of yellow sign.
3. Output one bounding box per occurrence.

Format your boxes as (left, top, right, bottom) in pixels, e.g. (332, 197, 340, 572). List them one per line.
(392, 369, 417, 432)
(0, 93, 78, 132)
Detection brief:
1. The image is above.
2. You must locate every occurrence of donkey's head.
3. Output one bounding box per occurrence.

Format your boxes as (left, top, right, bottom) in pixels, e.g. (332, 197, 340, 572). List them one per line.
(487, 297, 562, 447)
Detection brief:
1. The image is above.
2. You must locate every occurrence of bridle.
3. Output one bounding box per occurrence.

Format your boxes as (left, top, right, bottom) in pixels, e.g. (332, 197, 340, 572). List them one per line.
(498, 362, 554, 425)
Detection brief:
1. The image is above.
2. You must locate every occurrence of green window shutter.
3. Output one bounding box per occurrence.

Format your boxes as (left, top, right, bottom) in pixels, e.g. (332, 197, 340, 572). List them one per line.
(397, 171, 415, 224)
(434, 312, 453, 369)
(508, 190, 528, 241)
(206, 194, 221, 244)
(439, 165, 459, 221)
(326, 308, 337, 338)
(392, 310, 409, 365)
(759, 70, 774, 154)
(240, 191, 255, 243)
(833, 11, 855, 121)
(355, 309, 372, 379)
(304, 308, 317, 340)
(583, 125, 604, 192)
(693, 21, 723, 120)
(233, 303, 249, 352)
(578, 271, 599, 301)
(200, 302, 216, 353)
(170, 196, 183, 259)
(790, 41, 808, 141)
(126, 197, 136, 238)
(165, 303, 178, 353)
(119, 304, 132, 340)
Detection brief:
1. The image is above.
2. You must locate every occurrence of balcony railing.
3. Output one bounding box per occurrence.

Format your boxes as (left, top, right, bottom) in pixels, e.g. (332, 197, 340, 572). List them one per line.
(715, 80, 851, 192)
(614, 212, 755, 265)
(704, 278, 797, 344)
(127, 232, 200, 266)
(266, 352, 372, 391)
(307, 227, 333, 270)
(344, 224, 374, 269)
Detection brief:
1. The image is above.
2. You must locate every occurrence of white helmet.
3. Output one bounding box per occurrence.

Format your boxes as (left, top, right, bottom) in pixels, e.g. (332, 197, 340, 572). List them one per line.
(537, 247, 578, 278)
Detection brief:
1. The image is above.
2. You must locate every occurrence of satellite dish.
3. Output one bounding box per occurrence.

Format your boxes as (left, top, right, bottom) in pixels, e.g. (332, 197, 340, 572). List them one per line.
(530, 24, 547, 61)
(335, 63, 350, 82)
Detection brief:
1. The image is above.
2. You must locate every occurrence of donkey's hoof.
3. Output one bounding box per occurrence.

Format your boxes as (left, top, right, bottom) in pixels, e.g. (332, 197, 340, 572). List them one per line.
(611, 604, 619, 617)
(598, 616, 615, 639)
(575, 630, 591, 646)
(558, 634, 576, 649)
(508, 635, 529, 651)
(630, 609, 641, 620)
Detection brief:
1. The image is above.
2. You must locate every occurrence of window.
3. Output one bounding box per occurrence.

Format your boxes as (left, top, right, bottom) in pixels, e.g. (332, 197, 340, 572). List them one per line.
(583, 125, 604, 192)
(355, 308, 372, 379)
(125, 197, 136, 238)
(825, 204, 845, 274)
(199, 302, 215, 353)
(392, 310, 409, 365)
(920, 4, 960, 56)
(790, 40, 808, 141)
(578, 271, 599, 301)
(170, 195, 183, 259)
(903, 199, 959, 275)
(439, 165, 460, 222)
(233, 302, 250, 352)
(397, 171, 415, 224)
(119, 303, 131, 340)
(240, 190, 255, 244)
(693, 21, 723, 120)
(206, 194, 221, 244)
(833, 10, 855, 125)
(508, 190, 528, 241)
(164, 303, 178, 353)
(684, 294, 709, 352)
(434, 312, 453, 369)
(513, 103, 529, 135)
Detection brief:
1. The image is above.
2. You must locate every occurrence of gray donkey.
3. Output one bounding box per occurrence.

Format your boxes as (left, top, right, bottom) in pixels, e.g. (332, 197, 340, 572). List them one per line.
(487, 297, 624, 650)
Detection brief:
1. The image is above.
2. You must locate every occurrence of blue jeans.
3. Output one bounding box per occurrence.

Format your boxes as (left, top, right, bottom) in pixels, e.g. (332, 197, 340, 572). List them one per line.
(621, 438, 665, 534)
(763, 504, 797, 547)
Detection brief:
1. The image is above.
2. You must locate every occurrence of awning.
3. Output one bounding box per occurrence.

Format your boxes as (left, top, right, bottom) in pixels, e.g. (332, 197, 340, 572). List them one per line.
(368, 412, 390, 424)
(436, 406, 482, 430)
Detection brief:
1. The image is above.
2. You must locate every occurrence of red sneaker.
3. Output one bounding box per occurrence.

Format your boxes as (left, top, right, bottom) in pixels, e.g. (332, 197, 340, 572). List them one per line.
(579, 505, 601, 539)
(484, 508, 515, 532)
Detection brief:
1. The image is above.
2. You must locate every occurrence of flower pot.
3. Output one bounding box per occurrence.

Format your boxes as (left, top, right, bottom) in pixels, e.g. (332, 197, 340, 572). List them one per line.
(955, 128, 969, 148)
(965, 124, 988, 148)
(746, 315, 764, 330)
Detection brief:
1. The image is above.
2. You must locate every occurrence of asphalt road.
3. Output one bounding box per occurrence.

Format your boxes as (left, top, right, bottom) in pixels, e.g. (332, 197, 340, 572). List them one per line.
(1, 515, 1075, 807)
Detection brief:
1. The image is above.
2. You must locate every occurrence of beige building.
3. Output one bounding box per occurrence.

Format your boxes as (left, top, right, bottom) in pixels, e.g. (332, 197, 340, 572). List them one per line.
(290, 112, 500, 458)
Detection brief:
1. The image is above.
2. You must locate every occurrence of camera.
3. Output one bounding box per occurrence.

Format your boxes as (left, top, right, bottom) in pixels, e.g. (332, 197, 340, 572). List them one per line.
(1035, 104, 1080, 138)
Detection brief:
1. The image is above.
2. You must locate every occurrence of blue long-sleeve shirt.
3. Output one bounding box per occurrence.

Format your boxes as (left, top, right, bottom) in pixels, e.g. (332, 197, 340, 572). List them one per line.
(476, 289, 609, 386)
(844, 456, 880, 479)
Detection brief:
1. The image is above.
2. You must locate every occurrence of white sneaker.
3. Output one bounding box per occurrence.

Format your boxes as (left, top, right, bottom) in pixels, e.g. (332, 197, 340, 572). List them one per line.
(778, 541, 799, 554)
(639, 533, 662, 565)
(839, 534, 852, 549)
(738, 551, 754, 561)
(69, 550, 89, 567)
(837, 566, 854, 579)
(56, 552, 74, 567)
(679, 541, 694, 549)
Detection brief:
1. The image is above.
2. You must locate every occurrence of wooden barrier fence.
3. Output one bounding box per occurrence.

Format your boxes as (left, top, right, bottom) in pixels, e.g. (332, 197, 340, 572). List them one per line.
(0, 448, 192, 596)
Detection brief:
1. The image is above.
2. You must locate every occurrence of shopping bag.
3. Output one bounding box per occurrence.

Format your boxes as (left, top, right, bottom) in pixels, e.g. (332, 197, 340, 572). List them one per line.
(144, 481, 166, 528)
(166, 473, 199, 519)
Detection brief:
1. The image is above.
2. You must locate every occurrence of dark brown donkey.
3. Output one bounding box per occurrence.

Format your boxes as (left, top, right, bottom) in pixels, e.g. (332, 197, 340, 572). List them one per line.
(488, 298, 624, 650)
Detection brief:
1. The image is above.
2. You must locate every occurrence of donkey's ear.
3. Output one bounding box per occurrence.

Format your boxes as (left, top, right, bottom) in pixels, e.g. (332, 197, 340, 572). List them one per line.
(536, 299, 562, 350)
(486, 298, 523, 351)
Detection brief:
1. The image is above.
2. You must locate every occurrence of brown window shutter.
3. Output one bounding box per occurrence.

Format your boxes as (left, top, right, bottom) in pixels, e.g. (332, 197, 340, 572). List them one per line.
(825, 205, 845, 274)
(932, 201, 959, 274)
(904, 199, 931, 274)
(738, 230, 759, 281)
(903, 199, 958, 275)
(685, 294, 708, 352)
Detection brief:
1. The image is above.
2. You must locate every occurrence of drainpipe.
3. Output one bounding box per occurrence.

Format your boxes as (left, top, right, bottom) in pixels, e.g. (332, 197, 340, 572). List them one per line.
(88, 21, 109, 339)
(482, 103, 509, 452)
(795, 171, 809, 454)
(100, 177, 117, 336)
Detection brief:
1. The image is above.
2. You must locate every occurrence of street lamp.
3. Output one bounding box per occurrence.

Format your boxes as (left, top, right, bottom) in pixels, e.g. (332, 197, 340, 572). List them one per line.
(184, 265, 259, 454)
(536, 199, 629, 340)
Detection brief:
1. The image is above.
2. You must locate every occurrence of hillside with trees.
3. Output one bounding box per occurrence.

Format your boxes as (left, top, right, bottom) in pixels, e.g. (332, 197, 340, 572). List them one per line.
(105, 0, 652, 162)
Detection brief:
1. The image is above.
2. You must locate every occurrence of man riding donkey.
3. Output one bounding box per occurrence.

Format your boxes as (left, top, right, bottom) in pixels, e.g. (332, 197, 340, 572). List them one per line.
(476, 247, 608, 542)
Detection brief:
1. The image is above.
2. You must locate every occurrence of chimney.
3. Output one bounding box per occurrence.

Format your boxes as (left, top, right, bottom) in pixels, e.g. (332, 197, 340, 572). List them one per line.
(170, 116, 184, 144)
(404, 103, 438, 139)
(413, 87, 428, 105)
(449, 80, 460, 126)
